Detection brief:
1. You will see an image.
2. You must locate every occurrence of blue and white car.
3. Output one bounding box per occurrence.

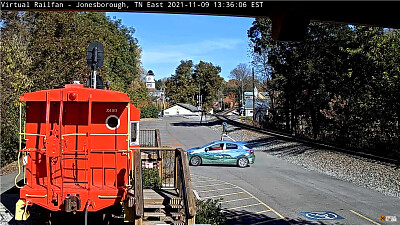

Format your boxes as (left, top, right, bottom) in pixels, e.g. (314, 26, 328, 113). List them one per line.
(186, 140, 255, 168)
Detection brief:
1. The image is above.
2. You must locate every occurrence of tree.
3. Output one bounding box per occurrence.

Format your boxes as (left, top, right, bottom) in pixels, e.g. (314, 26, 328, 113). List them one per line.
(165, 60, 196, 105)
(0, 12, 146, 164)
(164, 60, 224, 111)
(193, 61, 224, 110)
(155, 79, 164, 90)
(230, 63, 251, 108)
(248, 17, 400, 159)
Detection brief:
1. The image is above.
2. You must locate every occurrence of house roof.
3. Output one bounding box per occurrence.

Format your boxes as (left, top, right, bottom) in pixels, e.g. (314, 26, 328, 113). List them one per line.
(175, 103, 199, 112)
(244, 98, 270, 109)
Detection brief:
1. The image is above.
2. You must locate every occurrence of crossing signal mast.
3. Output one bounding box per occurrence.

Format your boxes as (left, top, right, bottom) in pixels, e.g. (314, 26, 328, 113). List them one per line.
(86, 42, 104, 89)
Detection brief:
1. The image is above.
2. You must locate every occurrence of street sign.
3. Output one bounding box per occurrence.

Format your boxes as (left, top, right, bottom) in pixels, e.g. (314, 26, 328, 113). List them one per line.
(300, 211, 344, 220)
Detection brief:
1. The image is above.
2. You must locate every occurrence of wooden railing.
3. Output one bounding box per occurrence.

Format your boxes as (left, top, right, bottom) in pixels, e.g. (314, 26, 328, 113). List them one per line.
(134, 149, 143, 222)
(175, 148, 196, 224)
(133, 147, 196, 224)
(139, 129, 161, 147)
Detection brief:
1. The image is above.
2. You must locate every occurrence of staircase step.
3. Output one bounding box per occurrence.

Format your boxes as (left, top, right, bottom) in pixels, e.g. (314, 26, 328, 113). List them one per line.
(144, 212, 166, 217)
(144, 212, 183, 218)
(142, 221, 183, 225)
(142, 220, 184, 225)
(144, 204, 165, 209)
(144, 204, 182, 209)
(143, 222, 167, 225)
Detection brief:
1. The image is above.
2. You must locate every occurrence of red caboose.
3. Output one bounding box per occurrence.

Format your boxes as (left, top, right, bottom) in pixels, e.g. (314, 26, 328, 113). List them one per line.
(16, 83, 140, 218)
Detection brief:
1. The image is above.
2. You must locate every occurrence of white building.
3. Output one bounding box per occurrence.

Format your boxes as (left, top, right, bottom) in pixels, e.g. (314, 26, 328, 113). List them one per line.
(163, 103, 200, 116)
(146, 70, 156, 91)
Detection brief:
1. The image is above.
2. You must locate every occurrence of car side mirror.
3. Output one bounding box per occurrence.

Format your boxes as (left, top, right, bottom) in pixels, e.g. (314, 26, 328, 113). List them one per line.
(205, 148, 209, 152)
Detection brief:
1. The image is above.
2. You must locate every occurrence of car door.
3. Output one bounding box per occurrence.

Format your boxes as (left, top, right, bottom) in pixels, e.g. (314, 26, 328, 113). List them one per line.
(203, 142, 224, 164)
(224, 142, 240, 164)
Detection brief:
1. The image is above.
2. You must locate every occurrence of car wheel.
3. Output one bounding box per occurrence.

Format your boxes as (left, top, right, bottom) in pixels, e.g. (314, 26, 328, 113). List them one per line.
(190, 156, 202, 166)
(237, 157, 249, 168)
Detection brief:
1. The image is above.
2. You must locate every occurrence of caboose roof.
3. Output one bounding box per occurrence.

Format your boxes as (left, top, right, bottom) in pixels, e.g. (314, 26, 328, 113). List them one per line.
(20, 84, 130, 102)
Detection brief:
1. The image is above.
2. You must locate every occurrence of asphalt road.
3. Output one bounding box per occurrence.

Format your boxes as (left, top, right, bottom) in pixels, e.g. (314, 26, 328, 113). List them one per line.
(1, 116, 398, 225)
(142, 116, 400, 225)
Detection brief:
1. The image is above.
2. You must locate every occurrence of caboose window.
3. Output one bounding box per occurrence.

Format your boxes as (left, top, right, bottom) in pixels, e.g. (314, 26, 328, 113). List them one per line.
(130, 122, 139, 145)
(106, 115, 120, 130)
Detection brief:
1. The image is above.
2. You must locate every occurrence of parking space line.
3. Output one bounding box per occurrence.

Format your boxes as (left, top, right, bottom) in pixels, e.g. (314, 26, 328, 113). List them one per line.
(193, 174, 285, 220)
(234, 184, 285, 219)
(227, 202, 262, 210)
(255, 210, 272, 214)
(221, 197, 255, 203)
(350, 210, 381, 225)
(203, 191, 246, 199)
(195, 183, 230, 188)
(198, 187, 238, 193)
(251, 218, 284, 225)
(192, 179, 218, 184)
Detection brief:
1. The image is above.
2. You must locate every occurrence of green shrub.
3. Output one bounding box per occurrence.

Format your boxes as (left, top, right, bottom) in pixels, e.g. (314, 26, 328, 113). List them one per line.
(142, 168, 161, 189)
(140, 104, 159, 118)
(195, 199, 226, 225)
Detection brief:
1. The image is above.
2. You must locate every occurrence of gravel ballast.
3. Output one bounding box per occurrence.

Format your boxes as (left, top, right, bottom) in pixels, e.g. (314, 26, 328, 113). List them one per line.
(209, 117, 400, 199)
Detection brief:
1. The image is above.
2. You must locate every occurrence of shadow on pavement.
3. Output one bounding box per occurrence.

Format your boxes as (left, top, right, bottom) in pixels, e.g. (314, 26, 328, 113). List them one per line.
(190, 164, 249, 168)
(225, 209, 336, 225)
(244, 137, 317, 156)
(171, 120, 221, 127)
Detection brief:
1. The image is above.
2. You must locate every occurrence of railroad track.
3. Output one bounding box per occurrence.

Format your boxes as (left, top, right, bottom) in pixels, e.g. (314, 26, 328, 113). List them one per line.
(214, 114, 399, 167)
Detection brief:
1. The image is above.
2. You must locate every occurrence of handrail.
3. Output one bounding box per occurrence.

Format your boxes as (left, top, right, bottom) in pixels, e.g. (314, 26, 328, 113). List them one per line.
(176, 148, 196, 220)
(134, 149, 143, 218)
(19, 133, 46, 137)
(134, 145, 196, 224)
(131, 147, 177, 151)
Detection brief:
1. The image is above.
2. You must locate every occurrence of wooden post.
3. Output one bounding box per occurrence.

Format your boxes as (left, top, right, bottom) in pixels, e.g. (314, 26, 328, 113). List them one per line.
(155, 129, 163, 183)
(134, 149, 143, 220)
(177, 148, 196, 218)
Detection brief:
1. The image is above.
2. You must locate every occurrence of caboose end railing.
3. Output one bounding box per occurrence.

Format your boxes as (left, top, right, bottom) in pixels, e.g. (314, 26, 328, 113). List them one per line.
(134, 149, 144, 224)
(133, 147, 196, 225)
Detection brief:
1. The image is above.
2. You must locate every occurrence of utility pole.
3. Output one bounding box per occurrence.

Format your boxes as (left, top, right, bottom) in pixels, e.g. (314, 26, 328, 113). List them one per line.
(241, 80, 244, 116)
(162, 88, 165, 116)
(252, 68, 255, 123)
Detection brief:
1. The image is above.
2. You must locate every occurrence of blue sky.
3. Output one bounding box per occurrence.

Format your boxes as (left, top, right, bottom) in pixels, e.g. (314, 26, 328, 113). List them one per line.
(106, 12, 254, 81)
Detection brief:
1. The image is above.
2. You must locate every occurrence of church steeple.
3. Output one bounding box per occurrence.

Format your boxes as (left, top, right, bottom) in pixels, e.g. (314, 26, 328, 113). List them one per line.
(146, 70, 156, 90)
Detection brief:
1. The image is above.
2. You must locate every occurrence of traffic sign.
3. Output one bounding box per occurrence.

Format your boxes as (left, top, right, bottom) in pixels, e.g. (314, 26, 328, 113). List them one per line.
(300, 211, 344, 220)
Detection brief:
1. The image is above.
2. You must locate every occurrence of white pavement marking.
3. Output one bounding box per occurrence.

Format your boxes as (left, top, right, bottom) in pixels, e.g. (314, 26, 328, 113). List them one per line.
(221, 134, 236, 142)
(221, 197, 255, 203)
(0, 202, 13, 224)
(191, 174, 285, 220)
(192, 189, 201, 200)
(198, 187, 238, 193)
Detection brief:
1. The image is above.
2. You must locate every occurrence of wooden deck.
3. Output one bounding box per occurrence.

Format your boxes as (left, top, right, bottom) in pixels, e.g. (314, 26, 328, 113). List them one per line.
(143, 189, 180, 205)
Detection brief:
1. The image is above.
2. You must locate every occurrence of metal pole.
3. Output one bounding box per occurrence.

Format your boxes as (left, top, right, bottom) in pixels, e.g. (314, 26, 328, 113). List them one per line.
(252, 68, 255, 122)
(92, 70, 97, 89)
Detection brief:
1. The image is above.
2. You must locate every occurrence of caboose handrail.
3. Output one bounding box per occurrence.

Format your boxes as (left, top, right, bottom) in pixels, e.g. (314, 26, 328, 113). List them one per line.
(90, 133, 128, 136)
(19, 133, 46, 137)
(61, 133, 86, 137)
